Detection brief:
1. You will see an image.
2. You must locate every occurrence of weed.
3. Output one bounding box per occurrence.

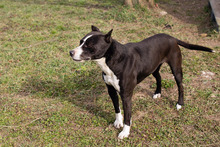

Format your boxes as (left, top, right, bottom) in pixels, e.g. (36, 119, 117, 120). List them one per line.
(151, 79, 175, 89)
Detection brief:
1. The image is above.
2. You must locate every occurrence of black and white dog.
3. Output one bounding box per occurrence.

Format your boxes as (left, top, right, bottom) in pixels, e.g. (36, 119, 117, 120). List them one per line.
(69, 26, 214, 139)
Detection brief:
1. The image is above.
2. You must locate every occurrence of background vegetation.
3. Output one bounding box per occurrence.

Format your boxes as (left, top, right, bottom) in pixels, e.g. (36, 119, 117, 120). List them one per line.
(0, 0, 219, 146)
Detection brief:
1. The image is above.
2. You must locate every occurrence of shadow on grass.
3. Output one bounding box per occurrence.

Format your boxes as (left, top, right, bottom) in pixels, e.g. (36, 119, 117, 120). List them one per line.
(158, 0, 215, 34)
(20, 68, 115, 123)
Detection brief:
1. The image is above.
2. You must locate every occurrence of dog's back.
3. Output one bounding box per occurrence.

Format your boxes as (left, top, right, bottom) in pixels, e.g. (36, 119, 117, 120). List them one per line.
(122, 34, 179, 81)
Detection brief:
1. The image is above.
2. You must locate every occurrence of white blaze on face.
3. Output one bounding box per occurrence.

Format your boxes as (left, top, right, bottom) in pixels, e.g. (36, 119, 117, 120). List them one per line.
(72, 35, 93, 61)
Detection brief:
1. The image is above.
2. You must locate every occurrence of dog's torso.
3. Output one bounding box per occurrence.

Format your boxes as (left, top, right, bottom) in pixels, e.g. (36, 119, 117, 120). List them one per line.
(96, 34, 179, 91)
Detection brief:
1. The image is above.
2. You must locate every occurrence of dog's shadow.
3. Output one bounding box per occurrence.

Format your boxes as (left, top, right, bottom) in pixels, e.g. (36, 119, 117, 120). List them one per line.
(21, 67, 179, 127)
(21, 68, 115, 123)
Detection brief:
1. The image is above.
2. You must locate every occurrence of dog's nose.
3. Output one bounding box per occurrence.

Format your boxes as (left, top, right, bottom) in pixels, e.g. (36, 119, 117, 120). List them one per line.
(69, 50, 74, 57)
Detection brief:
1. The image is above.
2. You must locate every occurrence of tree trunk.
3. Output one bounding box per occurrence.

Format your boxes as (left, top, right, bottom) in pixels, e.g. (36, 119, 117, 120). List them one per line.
(124, 0, 155, 8)
(138, 0, 148, 7)
(148, 0, 155, 7)
(124, 0, 133, 7)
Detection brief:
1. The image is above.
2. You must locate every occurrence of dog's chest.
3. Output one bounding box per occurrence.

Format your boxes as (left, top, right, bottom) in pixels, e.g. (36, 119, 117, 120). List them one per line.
(95, 58, 120, 92)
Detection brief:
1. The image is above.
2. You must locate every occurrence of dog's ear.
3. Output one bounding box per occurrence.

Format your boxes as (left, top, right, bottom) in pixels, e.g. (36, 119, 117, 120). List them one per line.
(105, 29, 113, 43)
(91, 25, 100, 32)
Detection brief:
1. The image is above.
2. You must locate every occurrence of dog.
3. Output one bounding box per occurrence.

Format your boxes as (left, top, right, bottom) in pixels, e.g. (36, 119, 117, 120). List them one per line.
(69, 25, 214, 139)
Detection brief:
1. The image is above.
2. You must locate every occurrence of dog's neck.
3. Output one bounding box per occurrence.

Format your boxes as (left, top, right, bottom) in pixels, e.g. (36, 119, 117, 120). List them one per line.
(104, 39, 126, 62)
(95, 40, 126, 76)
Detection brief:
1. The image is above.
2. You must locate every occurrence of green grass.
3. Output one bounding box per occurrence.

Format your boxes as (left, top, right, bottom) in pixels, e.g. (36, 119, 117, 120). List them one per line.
(0, 0, 219, 146)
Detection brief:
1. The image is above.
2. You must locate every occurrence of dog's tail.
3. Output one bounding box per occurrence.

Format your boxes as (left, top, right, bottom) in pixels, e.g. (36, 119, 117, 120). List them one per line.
(177, 39, 214, 53)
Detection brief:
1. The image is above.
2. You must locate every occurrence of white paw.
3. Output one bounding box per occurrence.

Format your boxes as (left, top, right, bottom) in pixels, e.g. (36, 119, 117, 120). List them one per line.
(114, 113, 123, 129)
(153, 93, 161, 99)
(176, 104, 182, 110)
(118, 125, 130, 139)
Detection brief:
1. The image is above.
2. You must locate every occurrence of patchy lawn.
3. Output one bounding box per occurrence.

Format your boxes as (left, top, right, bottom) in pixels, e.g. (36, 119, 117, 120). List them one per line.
(0, 0, 219, 146)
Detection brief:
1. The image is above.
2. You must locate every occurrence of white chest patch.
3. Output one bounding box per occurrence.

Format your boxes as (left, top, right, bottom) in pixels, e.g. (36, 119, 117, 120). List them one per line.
(95, 58, 120, 92)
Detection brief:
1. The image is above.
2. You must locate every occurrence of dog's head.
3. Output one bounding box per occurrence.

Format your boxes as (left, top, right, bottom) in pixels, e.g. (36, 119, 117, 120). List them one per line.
(69, 25, 113, 62)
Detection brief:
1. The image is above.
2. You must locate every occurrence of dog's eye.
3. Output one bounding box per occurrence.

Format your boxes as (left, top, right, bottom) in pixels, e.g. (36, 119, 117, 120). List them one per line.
(88, 48, 95, 53)
(84, 45, 95, 53)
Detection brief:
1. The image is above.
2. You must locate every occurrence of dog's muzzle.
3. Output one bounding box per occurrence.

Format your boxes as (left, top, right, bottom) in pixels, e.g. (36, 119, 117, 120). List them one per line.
(69, 50, 91, 62)
(69, 50, 81, 61)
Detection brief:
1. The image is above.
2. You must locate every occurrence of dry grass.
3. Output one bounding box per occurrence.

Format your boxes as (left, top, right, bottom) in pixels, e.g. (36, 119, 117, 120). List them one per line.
(0, 0, 219, 146)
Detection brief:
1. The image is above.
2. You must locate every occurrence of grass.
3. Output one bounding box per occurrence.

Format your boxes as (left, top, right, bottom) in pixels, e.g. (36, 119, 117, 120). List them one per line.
(0, 0, 219, 146)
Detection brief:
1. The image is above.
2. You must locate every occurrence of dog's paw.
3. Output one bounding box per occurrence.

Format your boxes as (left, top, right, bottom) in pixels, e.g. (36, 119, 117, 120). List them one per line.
(153, 93, 161, 99)
(114, 113, 123, 129)
(176, 104, 182, 110)
(118, 125, 130, 139)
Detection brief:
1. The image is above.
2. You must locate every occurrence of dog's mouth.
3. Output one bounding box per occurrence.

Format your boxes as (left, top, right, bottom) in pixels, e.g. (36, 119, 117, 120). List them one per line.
(71, 57, 91, 62)
(72, 58, 82, 62)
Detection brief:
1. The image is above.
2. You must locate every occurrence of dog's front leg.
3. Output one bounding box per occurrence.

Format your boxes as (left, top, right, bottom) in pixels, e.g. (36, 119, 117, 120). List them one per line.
(106, 84, 123, 129)
(118, 91, 133, 139)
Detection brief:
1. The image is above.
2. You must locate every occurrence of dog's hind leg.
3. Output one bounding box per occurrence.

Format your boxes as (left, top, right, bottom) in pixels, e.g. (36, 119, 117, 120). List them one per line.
(168, 51, 184, 110)
(106, 84, 123, 129)
(152, 64, 162, 99)
(171, 67, 184, 110)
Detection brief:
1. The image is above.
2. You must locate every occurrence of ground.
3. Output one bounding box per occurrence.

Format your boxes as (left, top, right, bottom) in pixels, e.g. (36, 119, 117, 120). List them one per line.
(0, 0, 219, 146)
